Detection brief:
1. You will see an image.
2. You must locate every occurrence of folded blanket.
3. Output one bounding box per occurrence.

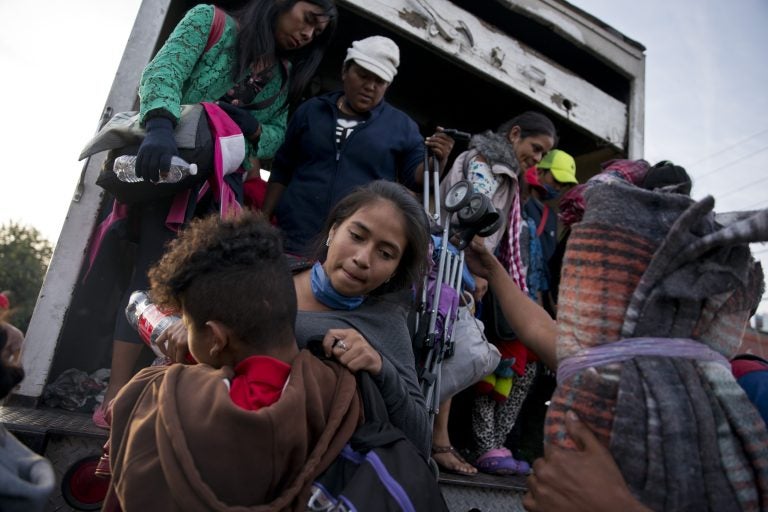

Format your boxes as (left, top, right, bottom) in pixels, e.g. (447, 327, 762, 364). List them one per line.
(79, 104, 207, 160)
(547, 180, 768, 511)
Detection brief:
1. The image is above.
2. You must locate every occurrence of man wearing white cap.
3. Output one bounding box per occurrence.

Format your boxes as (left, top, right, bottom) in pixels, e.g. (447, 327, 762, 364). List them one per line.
(264, 35, 454, 255)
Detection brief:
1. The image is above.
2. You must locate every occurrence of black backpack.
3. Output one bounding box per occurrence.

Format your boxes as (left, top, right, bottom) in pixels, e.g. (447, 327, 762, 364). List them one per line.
(307, 372, 448, 512)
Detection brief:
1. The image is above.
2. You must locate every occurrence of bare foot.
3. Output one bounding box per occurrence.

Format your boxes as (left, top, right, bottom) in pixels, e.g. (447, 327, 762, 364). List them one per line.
(432, 445, 478, 476)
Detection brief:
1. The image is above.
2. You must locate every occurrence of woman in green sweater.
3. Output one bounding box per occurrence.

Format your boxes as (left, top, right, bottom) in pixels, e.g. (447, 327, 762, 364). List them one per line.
(137, 1, 337, 177)
(94, 0, 338, 428)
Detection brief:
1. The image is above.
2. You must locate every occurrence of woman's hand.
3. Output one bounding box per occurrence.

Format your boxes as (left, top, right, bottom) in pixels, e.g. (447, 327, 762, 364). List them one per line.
(425, 127, 455, 167)
(472, 275, 489, 302)
(217, 101, 262, 143)
(154, 319, 191, 363)
(523, 411, 650, 512)
(135, 116, 178, 182)
(322, 328, 383, 375)
(244, 157, 263, 182)
(462, 236, 500, 280)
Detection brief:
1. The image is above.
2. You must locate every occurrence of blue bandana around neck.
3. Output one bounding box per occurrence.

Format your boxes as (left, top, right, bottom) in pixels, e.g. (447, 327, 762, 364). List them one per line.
(310, 261, 365, 310)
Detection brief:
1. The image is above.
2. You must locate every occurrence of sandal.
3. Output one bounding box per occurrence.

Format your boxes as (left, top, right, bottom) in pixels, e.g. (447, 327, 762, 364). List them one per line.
(475, 448, 531, 476)
(431, 445, 478, 476)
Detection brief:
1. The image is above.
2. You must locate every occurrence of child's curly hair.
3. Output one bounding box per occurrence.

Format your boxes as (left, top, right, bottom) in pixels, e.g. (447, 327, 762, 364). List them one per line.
(148, 211, 296, 349)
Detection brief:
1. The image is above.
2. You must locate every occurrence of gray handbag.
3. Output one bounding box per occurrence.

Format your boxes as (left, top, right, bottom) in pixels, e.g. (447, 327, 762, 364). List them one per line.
(439, 293, 501, 402)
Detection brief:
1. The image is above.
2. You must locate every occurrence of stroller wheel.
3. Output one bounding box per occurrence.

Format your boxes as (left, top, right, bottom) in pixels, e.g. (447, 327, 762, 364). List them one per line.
(61, 455, 109, 511)
(445, 180, 473, 212)
(477, 213, 503, 238)
(457, 193, 491, 224)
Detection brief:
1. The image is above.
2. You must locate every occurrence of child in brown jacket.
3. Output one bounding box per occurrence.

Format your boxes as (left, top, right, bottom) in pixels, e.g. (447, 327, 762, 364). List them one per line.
(105, 211, 361, 511)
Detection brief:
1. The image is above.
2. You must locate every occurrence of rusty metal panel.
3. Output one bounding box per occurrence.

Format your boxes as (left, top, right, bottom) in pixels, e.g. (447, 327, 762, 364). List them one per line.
(340, 0, 629, 151)
(495, 0, 645, 76)
(493, 0, 646, 157)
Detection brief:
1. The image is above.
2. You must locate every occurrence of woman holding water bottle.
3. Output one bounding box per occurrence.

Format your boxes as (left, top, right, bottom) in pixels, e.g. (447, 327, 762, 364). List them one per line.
(91, 0, 338, 428)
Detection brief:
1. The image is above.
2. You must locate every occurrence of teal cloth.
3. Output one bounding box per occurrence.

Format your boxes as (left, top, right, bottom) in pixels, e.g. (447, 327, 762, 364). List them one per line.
(138, 4, 288, 165)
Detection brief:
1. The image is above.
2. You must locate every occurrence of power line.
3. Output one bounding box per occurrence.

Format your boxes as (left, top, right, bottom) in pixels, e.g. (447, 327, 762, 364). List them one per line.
(689, 127, 768, 167)
(714, 175, 768, 201)
(716, 197, 768, 212)
(693, 144, 768, 182)
(742, 198, 768, 210)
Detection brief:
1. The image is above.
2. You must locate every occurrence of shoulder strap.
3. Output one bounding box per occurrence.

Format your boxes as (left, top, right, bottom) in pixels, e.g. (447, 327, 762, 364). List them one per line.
(204, 6, 226, 53)
(242, 59, 290, 111)
(461, 150, 476, 180)
(536, 204, 549, 237)
(286, 254, 314, 274)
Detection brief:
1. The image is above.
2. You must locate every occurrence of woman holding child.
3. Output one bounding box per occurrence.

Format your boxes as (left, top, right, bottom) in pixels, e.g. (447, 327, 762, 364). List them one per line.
(158, 180, 433, 458)
(106, 212, 361, 510)
(290, 180, 432, 456)
(107, 181, 435, 508)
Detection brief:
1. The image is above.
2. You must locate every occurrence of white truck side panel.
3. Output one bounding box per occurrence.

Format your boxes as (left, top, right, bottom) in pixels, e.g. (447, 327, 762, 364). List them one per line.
(498, 0, 645, 76)
(18, 0, 647, 398)
(17, 0, 172, 399)
(495, 0, 646, 157)
(342, 0, 629, 151)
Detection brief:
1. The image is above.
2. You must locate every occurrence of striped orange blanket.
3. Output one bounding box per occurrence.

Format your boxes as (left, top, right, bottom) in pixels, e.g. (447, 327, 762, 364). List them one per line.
(547, 182, 768, 511)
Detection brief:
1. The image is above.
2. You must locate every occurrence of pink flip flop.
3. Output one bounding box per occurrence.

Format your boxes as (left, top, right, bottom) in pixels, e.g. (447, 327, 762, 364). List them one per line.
(475, 448, 531, 475)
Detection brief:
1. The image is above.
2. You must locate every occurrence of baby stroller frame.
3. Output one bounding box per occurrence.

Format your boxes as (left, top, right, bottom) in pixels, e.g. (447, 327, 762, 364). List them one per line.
(414, 131, 473, 423)
(415, 227, 464, 420)
(415, 129, 503, 425)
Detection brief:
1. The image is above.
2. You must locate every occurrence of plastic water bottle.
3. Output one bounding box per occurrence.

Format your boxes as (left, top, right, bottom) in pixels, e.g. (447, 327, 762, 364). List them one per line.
(125, 290, 182, 360)
(113, 155, 198, 183)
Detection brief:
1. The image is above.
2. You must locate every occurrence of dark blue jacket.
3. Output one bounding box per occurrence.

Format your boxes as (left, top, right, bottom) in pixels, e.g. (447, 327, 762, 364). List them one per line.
(270, 92, 424, 254)
(523, 198, 557, 263)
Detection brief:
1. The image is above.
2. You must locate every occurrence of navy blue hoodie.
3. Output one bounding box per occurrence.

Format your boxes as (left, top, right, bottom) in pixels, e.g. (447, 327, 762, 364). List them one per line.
(270, 91, 424, 254)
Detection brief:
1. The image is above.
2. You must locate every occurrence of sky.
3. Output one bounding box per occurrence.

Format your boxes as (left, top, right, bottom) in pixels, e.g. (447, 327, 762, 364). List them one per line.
(1, 0, 767, 316)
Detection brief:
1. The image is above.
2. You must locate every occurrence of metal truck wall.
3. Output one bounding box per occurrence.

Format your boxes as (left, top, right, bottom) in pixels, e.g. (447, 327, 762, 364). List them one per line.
(17, 0, 645, 401)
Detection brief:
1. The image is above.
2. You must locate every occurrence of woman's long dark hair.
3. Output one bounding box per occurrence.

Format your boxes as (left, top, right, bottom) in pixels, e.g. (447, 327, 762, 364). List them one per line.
(497, 111, 558, 144)
(233, 0, 338, 109)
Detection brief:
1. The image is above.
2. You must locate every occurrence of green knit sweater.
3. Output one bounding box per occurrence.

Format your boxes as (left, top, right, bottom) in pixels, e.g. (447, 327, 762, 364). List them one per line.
(138, 4, 288, 165)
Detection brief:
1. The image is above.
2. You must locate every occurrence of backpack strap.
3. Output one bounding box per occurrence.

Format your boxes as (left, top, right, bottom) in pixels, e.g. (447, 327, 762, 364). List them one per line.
(461, 152, 472, 180)
(536, 204, 549, 237)
(350, 372, 409, 450)
(204, 6, 226, 53)
(242, 59, 290, 111)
